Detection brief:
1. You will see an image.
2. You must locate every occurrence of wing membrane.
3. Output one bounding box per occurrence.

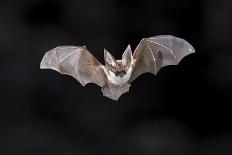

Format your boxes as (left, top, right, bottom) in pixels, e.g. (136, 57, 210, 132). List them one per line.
(40, 46, 106, 87)
(130, 35, 195, 82)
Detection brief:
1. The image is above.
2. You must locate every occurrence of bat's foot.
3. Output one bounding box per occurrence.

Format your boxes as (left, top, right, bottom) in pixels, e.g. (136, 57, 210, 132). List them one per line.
(101, 82, 131, 101)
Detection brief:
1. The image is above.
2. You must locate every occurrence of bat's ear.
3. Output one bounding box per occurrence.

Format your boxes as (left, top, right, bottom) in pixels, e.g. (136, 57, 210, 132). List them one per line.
(122, 44, 133, 66)
(104, 49, 116, 66)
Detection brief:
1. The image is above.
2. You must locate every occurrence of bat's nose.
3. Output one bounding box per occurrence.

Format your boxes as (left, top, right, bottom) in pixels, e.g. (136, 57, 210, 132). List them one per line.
(119, 71, 126, 78)
(119, 74, 124, 78)
(116, 70, 126, 78)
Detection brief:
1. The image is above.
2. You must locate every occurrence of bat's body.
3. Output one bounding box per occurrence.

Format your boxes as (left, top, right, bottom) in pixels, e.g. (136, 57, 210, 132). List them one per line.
(40, 35, 195, 100)
(101, 64, 133, 86)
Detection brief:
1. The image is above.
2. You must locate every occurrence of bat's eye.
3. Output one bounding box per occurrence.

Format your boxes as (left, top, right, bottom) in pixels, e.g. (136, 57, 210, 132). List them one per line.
(115, 71, 120, 76)
(109, 64, 116, 72)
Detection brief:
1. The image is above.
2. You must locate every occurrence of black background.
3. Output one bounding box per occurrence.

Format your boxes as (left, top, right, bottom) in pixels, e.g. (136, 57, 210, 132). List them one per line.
(1, 0, 232, 154)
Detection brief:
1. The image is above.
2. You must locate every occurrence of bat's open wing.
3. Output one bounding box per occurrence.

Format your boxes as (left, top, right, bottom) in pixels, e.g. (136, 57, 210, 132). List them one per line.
(40, 46, 106, 87)
(129, 35, 195, 82)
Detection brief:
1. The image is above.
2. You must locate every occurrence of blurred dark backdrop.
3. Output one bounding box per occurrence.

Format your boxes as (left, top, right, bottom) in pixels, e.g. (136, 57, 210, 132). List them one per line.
(0, 0, 232, 154)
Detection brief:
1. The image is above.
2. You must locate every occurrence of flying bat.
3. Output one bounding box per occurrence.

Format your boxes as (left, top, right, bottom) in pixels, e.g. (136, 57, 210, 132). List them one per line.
(40, 35, 195, 100)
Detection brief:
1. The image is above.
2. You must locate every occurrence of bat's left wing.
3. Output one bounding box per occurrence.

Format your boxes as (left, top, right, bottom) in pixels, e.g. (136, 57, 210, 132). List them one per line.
(40, 46, 106, 87)
(129, 35, 195, 83)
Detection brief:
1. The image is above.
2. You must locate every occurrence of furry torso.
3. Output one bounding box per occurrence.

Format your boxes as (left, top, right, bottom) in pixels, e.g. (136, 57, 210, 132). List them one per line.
(100, 60, 133, 100)
(101, 65, 133, 86)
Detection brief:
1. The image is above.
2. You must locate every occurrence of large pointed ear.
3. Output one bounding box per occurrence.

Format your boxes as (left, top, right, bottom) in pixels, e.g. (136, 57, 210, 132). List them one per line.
(122, 44, 133, 66)
(104, 49, 116, 66)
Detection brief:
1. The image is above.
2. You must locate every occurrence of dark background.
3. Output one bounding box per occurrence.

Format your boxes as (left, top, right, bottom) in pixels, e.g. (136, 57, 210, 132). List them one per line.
(0, 0, 232, 154)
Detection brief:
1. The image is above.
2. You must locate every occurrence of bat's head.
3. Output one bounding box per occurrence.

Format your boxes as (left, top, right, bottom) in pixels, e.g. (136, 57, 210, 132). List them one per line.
(104, 45, 133, 78)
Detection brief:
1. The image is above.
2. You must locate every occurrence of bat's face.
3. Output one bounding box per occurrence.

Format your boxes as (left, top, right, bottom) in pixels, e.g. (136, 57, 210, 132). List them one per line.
(104, 45, 133, 85)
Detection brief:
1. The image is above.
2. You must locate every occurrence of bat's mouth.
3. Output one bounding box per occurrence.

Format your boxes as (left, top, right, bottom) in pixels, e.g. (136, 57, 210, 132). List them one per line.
(115, 70, 126, 78)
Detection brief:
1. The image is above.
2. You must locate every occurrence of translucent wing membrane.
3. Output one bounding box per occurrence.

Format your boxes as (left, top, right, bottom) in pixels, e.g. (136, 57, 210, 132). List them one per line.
(130, 35, 195, 82)
(40, 46, 106, 87)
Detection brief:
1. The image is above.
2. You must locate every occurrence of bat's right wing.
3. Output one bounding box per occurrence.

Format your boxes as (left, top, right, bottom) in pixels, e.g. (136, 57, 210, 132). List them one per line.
(40, 46, 107, 87)
(129, 35, 195, 83)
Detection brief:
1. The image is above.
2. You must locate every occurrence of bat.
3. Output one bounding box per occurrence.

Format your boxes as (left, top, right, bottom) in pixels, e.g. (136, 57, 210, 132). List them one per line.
(40, 35, 195, 100)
